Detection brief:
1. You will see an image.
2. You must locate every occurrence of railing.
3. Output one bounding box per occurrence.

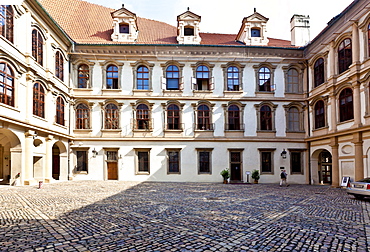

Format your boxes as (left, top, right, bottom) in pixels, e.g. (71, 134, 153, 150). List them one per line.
(165, 123, 184, 131)
(194, 123, 214, 131)
(225, 123, 245, 131)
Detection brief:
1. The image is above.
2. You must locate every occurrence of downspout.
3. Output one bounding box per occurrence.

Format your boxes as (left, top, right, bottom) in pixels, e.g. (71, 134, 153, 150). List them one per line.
(67, 42, 75, 181)
(305, 59, 312, 185)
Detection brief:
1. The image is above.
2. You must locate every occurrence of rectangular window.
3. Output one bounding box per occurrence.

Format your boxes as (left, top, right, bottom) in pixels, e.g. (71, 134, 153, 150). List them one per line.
(291, 151, 303, 174)
(76, 151, 88, 172)
(261, 151, 272, 173)
(167, 149, 181, 174)
(136, 149, 150, 174)
(198, 149, 212, 174)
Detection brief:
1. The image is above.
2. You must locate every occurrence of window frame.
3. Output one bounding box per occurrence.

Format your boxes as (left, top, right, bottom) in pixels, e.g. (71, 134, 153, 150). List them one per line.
(56, 96, 65, 126)
(76, 150, 88, 173)
(191, 63, 215, 92)
(32, 29, 44, 66)
(167, 148, 181, 174)
(314, 58, 325, 87)
(258, 149, 275, 174)
(339, 88, 354, 122)
(290, 150, 304, 174)
(0, 61, 14, 106)
(226, 66, 240, 91)
(0, 5, 13, 43)
(314, 100, 326, 129)
(33, 82, 45, 118)
(134, 103, 152, 131)
(77, 64, 90, 88)
(253, 64, 276, 93)
(196, 104, 213, 131)
(197, 148, 213, 174)
(166, 65, 180, 90)
(75, 103, 91, 130)
(106, 64, 119, 89)
(55, 51, 64, 81)
(285, 68, 301, 94)
(255, 102, 277, 132)
(135, 148, 151, 175)
(338, 38, 352, 74)
(104, 103, 120, 129)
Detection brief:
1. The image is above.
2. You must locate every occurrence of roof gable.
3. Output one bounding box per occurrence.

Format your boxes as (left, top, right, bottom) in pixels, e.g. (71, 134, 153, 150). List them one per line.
(244, 12, 269, 23)
(177, 10, 201, 21)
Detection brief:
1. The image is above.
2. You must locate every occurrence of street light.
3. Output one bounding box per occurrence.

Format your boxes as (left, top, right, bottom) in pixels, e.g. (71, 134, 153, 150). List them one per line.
(281, 149, 287, 159)
(92, 148, 98, 158)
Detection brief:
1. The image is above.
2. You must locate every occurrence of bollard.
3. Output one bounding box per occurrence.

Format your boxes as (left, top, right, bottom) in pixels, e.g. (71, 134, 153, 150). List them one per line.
(38, 181, 43, 189)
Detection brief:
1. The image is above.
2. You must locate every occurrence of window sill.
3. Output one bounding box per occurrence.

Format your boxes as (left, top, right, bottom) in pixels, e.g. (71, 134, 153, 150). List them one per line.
(102, 88, 121, 92)
(164, 129, 183, 133)
(74, 129, 93, 132)
(312, 126, 328, 132)
(194, 129, 214, 132)
(75, 171, 88, 175)
(133, 129, 153, 132)
(101, 129, 122, 132)
(193, 90, 212, 93)
(163, 89, 183, 93)
(0, 103, 20, 112)
(337, 119, 354, 125)
(54, 122, 68, 129)
(73, 88, 93, 91)
(257, 130, 276, 133)
(224, 90, 243, 94)
(255, 91, 275, 94)
(136, 172, 150, 175)
(133, 89, 153, 93)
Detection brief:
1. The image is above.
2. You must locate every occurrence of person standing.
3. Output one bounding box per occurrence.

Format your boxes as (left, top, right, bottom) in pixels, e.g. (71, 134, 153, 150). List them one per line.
(280, 170, 289, 187)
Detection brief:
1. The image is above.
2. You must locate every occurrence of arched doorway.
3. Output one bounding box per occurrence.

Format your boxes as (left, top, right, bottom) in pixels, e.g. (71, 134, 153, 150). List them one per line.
(318, 150, 332, 184)
(52, 144, 60, 180)
(0, 129, 21, 185)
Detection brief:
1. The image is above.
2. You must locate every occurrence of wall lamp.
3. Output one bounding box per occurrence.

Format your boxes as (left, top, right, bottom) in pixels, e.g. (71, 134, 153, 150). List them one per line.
(281, 149, 287, 159)
(92, 148, 98, 158)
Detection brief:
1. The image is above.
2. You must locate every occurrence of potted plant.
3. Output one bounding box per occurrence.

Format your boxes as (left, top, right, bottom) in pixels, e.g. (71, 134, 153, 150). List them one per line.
(220, 168, 230, 184)
(251, 169, 260, 184)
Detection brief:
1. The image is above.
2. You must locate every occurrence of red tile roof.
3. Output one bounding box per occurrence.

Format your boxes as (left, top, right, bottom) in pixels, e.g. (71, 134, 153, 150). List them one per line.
(38, 0, 294, 47)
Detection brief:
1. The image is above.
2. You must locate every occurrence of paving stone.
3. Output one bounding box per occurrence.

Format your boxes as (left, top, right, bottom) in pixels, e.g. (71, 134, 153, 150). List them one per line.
(0, 181, 369, 251)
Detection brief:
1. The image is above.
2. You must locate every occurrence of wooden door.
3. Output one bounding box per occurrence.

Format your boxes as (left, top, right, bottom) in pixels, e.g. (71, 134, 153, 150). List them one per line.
(107, 162, 118, 180)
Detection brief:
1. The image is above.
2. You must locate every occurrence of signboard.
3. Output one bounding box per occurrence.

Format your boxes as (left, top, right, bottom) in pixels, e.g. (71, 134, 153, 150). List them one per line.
(341, 176, 350, 187)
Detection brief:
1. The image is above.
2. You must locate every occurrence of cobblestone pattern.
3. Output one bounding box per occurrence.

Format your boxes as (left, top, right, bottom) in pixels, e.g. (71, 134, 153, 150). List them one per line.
(0, 181, 369, 251)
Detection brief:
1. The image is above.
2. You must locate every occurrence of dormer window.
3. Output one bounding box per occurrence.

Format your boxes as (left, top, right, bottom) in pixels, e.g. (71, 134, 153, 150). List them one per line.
(119, 23, 129, 33)
(184, 26, 194, 36)
(251, 28, 261, 37)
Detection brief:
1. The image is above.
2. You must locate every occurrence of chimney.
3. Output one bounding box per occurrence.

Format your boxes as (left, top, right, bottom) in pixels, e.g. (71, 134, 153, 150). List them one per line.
(290, 14, 310, 46)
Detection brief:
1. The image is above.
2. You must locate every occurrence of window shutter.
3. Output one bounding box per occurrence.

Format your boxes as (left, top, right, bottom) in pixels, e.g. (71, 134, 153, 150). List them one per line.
(210, 77, 215, 90)
(161, 76, 166, 90)
(191, 77, 197, 90)
(179, 77, 184, 90)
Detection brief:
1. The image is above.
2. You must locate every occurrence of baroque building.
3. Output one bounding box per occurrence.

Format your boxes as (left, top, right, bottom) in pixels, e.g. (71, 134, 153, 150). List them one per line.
(0, 0, 368, 187)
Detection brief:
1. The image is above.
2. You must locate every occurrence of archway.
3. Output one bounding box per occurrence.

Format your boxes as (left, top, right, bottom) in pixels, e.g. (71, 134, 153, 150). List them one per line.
(0, 129, 21, 185)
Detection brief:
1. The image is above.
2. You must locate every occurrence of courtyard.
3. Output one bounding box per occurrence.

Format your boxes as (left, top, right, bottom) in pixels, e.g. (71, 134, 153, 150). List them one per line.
(0, 181, 369, 251)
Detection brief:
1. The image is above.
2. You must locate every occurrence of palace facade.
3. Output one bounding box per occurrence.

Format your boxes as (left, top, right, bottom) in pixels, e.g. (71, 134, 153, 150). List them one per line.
(0, 0, 368, 187)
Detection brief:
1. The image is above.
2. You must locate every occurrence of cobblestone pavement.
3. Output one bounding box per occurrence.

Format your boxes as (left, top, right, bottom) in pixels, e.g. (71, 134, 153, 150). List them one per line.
(0, 181, 369, 252)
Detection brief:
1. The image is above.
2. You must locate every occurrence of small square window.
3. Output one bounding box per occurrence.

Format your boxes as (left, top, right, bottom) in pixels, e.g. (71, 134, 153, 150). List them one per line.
(119, 24, 129, 34)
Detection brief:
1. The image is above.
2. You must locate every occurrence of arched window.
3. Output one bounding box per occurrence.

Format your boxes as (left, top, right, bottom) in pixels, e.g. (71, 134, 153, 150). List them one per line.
(287, 107, 300, 131)
(137, 66, 149, 90)
(227, 105, 240, 130)
(286, 68, 299, 93)
(105, 103, 119, 129)
(78, 64, 89, 88)
(260, 105, 272, 130)
(56, 96, 65, 125)
(0, 5, 13, 42)
(136, 104, 150, 130)
(32, 29, 43, 66)
(258, 67, 271, 91)
(167, 104, 180, 130)
(76, 103, 90, 129)
(196, 65, 210, 90)
(33, 82, 45, 118)
(166, 65, 179, 90)
(55, 51, 64, 81)
(338, 38, 352, 74)
(314, 58, 325, 87)
(339, 88, 353, 122)
(227, 66, 239, 91)
(106, 65, 118, 89)
(0, 62, 14, 106)
(314, 100, 325, 129)
(197, 104, 211, 130)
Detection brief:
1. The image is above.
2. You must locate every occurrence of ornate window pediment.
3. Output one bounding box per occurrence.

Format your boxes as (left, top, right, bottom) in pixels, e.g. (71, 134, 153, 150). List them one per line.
(111, 5, 138, 42)
(177, 9, 201, 44)
(236, 10, 269, 46)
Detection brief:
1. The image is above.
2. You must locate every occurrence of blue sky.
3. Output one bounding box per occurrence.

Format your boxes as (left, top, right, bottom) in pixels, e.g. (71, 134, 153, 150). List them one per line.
(86, 0, 353, 41)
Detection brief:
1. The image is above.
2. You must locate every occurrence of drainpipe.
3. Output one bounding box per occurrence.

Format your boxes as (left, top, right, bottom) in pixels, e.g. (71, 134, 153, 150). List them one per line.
(305, 59, 312, 185)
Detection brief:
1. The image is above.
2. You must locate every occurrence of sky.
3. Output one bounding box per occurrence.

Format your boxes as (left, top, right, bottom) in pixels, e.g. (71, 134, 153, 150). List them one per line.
(86, 0, 354, 41)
